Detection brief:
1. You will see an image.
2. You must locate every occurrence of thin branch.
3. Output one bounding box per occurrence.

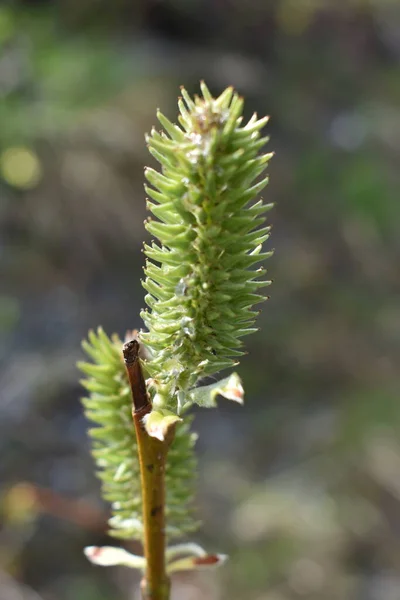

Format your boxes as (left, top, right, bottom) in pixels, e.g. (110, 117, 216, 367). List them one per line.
(123, 340, 150, 413)
(124, 339, 171, 600)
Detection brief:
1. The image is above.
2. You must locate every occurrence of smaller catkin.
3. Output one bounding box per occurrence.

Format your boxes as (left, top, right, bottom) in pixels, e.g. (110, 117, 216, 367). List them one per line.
(79, 328, 198, 541)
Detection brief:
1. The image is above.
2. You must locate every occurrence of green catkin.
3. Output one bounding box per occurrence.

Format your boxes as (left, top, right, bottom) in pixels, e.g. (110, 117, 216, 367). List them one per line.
(78, 83, 272, 542)
(79, 329, 198, 540)
(141, 82, 273, 408)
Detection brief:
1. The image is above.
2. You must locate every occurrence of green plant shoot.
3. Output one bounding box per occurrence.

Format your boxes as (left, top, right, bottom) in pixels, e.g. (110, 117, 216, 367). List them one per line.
(78, 81, 273, 600)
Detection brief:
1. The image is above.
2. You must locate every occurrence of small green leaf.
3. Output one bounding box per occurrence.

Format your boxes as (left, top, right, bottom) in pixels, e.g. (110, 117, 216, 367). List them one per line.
(144, 410, 182, 441)
(84, 546, 146, 570)
(187, 373, 244, 408)
(166, 542, 207, 562)
(167, 552, 227, 574)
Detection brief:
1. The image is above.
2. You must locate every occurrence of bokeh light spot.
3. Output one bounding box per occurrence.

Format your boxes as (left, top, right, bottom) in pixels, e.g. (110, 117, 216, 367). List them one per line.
(0, 146, 42, 190)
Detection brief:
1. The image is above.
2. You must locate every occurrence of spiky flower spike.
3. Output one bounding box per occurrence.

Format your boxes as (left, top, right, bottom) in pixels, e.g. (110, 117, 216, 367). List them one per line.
(141, 82, 273, 411)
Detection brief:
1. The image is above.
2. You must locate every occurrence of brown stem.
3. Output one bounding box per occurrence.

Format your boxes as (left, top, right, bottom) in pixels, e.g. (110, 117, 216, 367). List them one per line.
(134, 405, 170, 600)
(123, 340, 171, 600)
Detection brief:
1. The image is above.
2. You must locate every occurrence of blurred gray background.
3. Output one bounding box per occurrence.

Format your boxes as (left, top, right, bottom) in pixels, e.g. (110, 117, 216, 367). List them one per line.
(1, 1, 400, 599)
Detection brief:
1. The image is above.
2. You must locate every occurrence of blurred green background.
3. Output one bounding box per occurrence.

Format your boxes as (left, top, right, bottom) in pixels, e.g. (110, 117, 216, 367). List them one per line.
(1, 1, 400, 599)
